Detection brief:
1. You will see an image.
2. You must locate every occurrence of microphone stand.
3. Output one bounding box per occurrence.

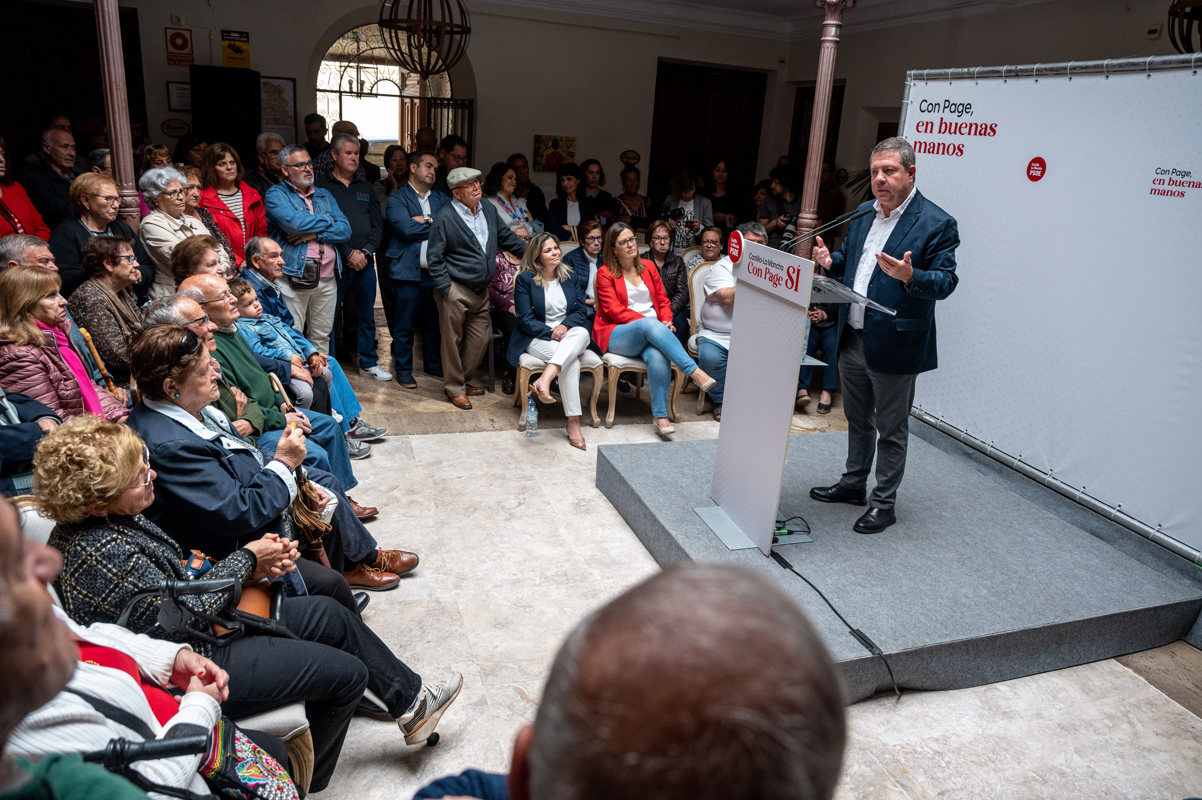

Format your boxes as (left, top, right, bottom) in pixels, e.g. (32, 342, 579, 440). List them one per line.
(778, 205, 874, 253)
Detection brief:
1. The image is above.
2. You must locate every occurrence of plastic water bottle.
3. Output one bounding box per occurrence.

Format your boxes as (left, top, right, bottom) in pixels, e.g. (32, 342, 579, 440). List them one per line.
(526, 395, 539, 437)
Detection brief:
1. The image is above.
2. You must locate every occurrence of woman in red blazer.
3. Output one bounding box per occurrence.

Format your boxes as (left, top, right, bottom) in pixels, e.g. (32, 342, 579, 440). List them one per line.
(594, 222, 715, 438)
(198, 143, 268, 267)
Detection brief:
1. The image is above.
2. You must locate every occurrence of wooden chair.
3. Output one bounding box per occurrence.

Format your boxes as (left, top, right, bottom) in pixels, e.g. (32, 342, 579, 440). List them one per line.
(678, 260, 718, 414)
(602, 352, 683, 427)
(514, 351, 604, 430)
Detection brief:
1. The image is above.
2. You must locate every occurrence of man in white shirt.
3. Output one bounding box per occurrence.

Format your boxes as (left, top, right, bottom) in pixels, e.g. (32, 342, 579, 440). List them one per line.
(695, 223, 768, 421)
(808, 138, 960, 534)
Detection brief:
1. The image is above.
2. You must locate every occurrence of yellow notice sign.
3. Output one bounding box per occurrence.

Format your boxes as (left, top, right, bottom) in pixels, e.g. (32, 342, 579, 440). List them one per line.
(221, 30, 251, 68)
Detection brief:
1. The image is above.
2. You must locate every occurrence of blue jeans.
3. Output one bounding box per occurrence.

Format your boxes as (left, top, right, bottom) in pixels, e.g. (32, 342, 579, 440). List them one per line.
(385, 275, 443, 380)
(799, 323, 840, 392)
(608, 318, 699, 418)
(257, 408, 358, 491)
(696, 337, 729, 405)
(324, 356, 362, 433)
(336, 257, 380, 368)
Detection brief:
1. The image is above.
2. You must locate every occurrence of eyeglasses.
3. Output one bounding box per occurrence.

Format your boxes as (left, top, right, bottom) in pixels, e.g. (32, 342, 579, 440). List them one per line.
(285, 160, 314, 171)
(91, 194, 120, 204)
(173, 328, 203, 362)
(651, 235, 671, 243)
(162, 188, 186, 199)
(184, 312, 210, 328)
(115, 253, 138, 263)
(584, 235, 603, 243)
(199, 290, 234, 306)
(616, 237, 637, 247)
(137, 445, 153, 487)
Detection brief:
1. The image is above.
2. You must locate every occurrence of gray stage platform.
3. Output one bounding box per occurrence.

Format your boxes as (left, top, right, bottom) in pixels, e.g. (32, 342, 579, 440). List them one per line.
(595, 422, 1202, 702)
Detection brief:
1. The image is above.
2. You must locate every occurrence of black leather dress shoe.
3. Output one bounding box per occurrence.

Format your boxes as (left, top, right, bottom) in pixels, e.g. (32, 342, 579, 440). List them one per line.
(354, 591, 370, 614)
(809, 483, 867, 506)
(853, 507, 896, 534)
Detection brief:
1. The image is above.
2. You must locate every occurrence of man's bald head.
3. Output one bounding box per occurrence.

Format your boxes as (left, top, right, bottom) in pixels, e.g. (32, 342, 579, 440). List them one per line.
(519, 565, 846, 800)
(179, 273, 237, 329)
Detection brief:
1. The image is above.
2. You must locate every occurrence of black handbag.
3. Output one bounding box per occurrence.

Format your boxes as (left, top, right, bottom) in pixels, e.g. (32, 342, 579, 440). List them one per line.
(287, 257, 320, 291)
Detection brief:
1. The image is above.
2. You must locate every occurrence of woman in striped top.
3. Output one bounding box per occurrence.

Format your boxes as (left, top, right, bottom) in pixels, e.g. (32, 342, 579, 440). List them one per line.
(199, 142, 268, 268)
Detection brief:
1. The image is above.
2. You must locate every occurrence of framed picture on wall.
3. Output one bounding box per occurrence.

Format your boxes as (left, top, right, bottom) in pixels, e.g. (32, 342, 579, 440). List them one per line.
(260, 75, 297, 144)
(533, 134, 576, 173)
(166, 81, 191, 112)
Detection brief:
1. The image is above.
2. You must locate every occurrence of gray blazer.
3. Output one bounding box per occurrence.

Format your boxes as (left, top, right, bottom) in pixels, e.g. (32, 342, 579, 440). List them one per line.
(427, 200, 527, 294)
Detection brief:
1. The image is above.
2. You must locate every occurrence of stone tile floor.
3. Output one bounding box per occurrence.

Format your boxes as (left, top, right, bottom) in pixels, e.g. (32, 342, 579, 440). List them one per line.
(315, 361, 1202, 799)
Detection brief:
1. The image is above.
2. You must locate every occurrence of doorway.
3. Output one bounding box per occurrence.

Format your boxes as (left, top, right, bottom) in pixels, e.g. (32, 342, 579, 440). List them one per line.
(647, 59, 768, 210)
(789, 79, 846, 173)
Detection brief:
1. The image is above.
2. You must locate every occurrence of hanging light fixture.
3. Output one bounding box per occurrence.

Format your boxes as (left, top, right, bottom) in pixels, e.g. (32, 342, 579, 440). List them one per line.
(378, 0, 471, 80)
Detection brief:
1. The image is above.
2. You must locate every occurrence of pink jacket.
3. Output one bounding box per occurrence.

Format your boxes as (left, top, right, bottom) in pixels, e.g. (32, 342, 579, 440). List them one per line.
(0, 334, 128, 422)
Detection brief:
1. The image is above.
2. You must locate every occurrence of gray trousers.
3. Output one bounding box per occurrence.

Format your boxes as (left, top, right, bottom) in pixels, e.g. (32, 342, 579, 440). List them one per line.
(838, 329, 917, 509)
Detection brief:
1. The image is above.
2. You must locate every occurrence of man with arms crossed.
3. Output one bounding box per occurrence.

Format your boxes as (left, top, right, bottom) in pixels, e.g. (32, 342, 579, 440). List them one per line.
(809, 137, 959, 534)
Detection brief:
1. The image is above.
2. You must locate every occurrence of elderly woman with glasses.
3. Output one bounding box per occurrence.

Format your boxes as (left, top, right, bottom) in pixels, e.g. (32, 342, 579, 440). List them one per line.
(35, 409, 462, 793)
(49, 172, 151, 298)
(139, 166, 207, 299)
(64, 236, 144, 387)
(0, 267, 127, 423)
(593, 223, 715, 439)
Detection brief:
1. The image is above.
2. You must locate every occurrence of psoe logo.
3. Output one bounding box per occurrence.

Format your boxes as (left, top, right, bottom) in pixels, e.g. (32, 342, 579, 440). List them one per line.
(1026, 156, 1047, 182)
(728, 230, 744, 264)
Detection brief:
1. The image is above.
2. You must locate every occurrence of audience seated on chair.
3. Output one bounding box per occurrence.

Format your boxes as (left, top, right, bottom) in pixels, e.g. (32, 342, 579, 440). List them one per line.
(139, 167, 207, 300)
(20, 127, 79, 230)
(579, 159, 616, 227)
(32, 415, 461, 794)
(1, 233, 58, 272)
(563, 219, 602, 308)
(661, 172, 712, 253)
(0, 387, 59, 497)
(0, 137, 51, 241)
(65, 235, 144, 387)
(242, 235, 296, 326)
(0, 267, 128, 423)
(507, 153, 547, 224)
(415, 564, 846, 800)
(694, 223, 767, 421)
(593, 223, 714, 439)
(511, 233, 599, 450)
(231, 275, 383, 442)
(488, 238, 521, 395)
(485, 161, 538, 241)
(49, 172, 150, 298)
(546, 162, 593, 243)
(0, 498, 149, 800)
(645, 219, 691, 350)
(615, 165, 648, 230)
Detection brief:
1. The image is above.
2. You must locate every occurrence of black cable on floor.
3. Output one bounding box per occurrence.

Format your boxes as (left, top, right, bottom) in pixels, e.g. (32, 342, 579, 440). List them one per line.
(770, 548, 902, 699)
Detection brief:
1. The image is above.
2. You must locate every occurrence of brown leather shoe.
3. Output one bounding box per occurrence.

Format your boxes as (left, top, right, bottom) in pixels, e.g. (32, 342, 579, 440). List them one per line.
(347, 496, 379, 521)
(374, 548, 419, 576)
(465, 384, 485, 396)
(342, 563, 400, 591)
(447, 393, 473, 410)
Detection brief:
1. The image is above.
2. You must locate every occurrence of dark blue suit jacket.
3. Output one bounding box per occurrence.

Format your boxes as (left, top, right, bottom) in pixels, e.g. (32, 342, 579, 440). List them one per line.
(829, 191, 959, 374)
(507, 271, 593, 367)
(562, 247, 595, 300)
(384, 183, 450, 282)
(127, 404, 292, 558)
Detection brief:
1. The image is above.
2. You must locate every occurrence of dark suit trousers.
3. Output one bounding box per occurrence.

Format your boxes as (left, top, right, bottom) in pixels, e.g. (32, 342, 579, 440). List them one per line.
(436, 281, 491, 397)
(383, 273, 443, 380)
(838, 329, 917, 509)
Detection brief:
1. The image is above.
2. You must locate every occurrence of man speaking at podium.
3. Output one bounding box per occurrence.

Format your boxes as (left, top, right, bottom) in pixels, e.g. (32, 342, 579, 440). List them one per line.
(808, 137, 959, 534)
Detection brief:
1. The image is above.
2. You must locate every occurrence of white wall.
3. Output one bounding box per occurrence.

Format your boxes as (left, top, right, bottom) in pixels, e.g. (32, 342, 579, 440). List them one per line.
(789, 0, 1175, 172)
(97, 0, 793, 197)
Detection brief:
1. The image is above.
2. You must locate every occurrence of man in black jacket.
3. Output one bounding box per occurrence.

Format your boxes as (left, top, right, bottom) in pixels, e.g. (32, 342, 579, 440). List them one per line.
(0, 389, 59, 496)
(317, 134, 388, 380)
(21, 128, 80, 229)
(427, 167, 525, 409)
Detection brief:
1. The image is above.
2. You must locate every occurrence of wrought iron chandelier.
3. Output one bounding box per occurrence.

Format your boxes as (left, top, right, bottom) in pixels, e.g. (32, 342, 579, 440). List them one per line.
(378, 0, 472, 80)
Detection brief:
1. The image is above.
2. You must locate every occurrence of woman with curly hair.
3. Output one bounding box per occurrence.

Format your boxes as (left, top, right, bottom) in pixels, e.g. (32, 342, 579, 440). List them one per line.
(40, 336, 462, 791)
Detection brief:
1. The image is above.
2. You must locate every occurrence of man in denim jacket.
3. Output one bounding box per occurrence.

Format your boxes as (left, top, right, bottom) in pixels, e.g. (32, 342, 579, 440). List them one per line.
(265, 145, 351, 355)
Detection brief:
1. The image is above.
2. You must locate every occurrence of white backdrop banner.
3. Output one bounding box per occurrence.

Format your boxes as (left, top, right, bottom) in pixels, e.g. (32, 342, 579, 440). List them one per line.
(900, 62, 1202, 552)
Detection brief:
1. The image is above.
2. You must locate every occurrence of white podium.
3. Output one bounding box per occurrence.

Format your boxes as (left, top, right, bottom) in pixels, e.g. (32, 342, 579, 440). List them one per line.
(693, 232, 894, 555)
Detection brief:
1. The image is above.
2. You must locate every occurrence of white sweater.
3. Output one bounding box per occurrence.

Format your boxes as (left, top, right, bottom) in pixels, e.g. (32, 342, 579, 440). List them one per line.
(7, 605, 220, 799)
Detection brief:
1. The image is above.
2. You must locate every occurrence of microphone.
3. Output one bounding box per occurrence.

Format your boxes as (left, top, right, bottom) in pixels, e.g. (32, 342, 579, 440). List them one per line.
(82, 734, 211, 769)
(779, 205, 874, 252)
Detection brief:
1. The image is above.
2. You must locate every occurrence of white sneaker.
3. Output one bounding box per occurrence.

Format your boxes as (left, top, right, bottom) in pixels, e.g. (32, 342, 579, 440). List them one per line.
(364, 365, 393, 381)
(398, 672, 464, 746)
